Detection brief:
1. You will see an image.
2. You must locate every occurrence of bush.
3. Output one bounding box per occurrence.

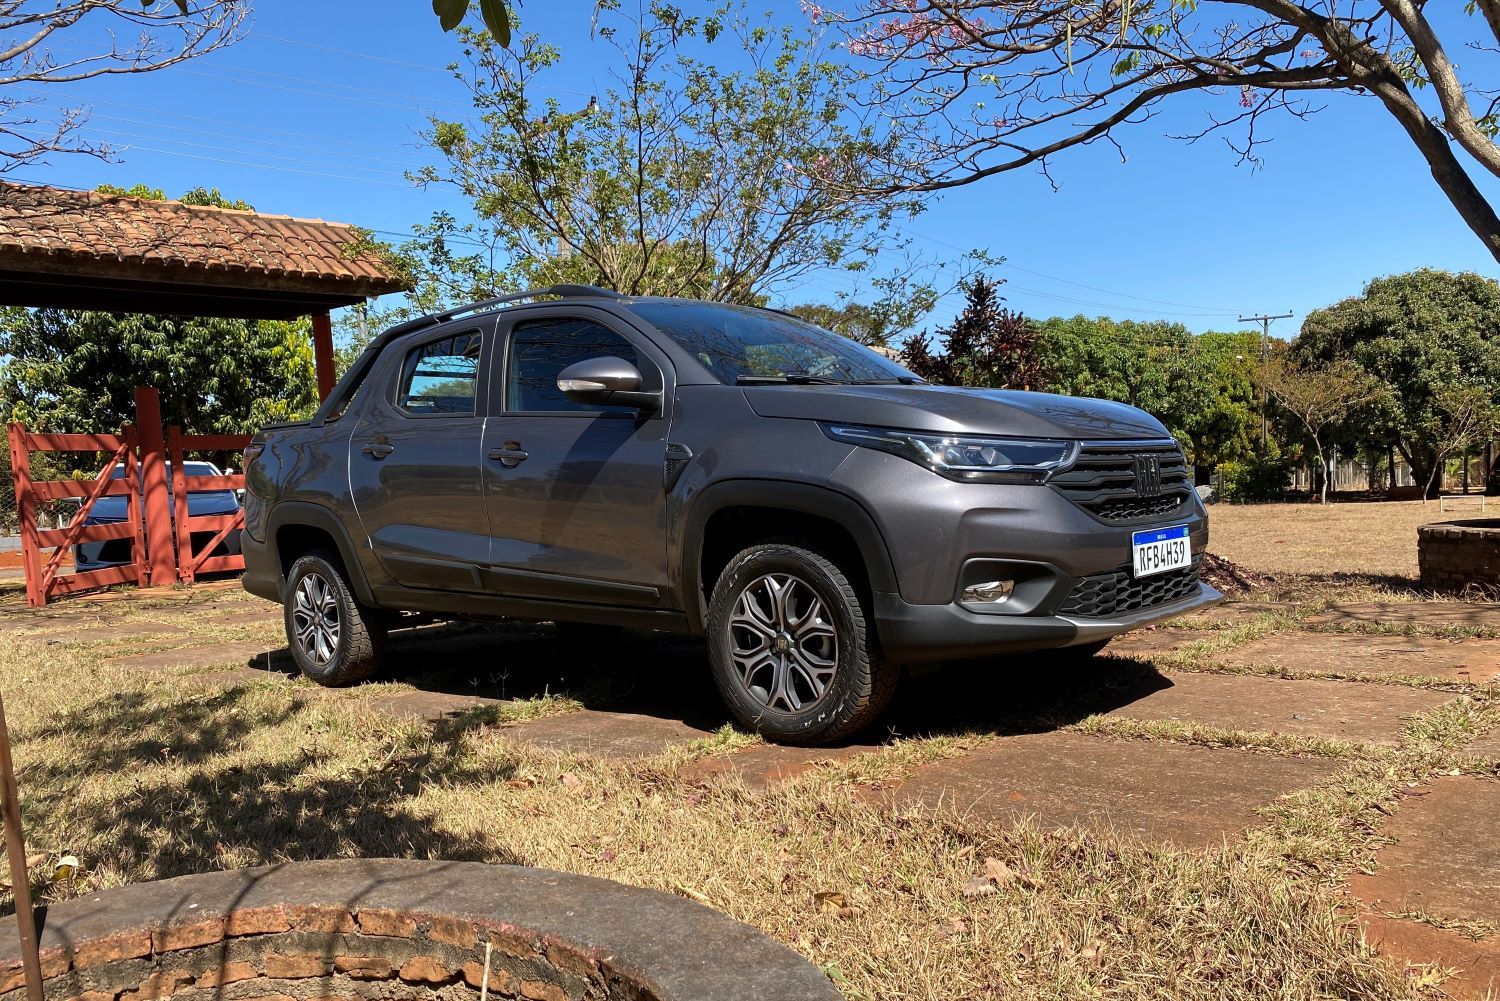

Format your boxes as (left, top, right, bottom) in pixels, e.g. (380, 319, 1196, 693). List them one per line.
(1217, 456, 1296, 503)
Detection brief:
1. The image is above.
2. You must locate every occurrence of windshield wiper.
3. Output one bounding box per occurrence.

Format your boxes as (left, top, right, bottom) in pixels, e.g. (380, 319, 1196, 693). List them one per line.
(846, 376, 926, 385)
(735, 374, 847, 386)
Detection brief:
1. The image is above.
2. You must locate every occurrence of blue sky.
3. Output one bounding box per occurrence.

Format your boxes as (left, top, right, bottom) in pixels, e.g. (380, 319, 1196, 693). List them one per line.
(12, 1, 1500, 340)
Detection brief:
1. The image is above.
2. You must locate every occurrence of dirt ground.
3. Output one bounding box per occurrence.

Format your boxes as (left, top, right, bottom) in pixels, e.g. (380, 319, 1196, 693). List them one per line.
(1207, 500, 1475, 581)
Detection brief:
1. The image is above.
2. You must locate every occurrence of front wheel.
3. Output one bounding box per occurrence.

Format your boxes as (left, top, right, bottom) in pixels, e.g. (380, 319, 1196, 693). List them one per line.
(706, 542, 898, 746)
(284, 549, 386, 686)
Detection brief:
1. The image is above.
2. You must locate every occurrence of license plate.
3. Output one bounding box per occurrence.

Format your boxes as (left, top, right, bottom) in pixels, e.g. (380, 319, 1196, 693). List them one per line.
(1131, 525, 1191, 578)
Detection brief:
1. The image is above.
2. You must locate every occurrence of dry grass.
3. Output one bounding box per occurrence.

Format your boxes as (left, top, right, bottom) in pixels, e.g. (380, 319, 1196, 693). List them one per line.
(0, 591, 1479, 1001)
(1208, 501, 1457, 581)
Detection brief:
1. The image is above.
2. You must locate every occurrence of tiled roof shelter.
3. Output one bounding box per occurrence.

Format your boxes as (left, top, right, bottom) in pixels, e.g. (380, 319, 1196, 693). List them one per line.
(0, 180, 409, 396)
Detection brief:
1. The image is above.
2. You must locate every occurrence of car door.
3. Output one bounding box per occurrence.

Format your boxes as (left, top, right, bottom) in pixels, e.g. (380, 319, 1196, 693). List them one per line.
(346, 323, 492, 592)
(481, 310, 673, 606)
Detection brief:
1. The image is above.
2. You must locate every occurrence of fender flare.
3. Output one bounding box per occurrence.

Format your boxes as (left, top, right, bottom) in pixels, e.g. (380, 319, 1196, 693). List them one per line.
(678, 479, 899, 633)
(266, 501, 379, 606)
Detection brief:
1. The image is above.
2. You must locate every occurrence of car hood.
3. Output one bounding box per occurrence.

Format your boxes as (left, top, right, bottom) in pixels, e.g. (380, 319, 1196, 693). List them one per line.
(742, 384, 1172, 440)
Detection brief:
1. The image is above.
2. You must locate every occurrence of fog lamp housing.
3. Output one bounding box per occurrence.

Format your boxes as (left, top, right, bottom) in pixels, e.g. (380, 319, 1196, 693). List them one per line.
(962, 580, 1016, 605)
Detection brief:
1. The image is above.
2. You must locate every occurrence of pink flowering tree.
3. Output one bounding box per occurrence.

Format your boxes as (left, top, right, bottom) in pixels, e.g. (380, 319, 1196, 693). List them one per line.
(823, 0, 1500, 266)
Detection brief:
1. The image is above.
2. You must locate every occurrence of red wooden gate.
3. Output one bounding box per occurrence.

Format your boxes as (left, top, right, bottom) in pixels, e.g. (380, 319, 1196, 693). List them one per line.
(166, 426, 251, 584)
(6, 425, 147, 606)
(7, 387, 254, 605)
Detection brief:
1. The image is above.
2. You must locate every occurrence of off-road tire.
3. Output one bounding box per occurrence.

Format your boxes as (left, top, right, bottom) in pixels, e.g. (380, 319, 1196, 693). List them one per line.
(706, 541, 898, 746)
(284, 549, 386, 686)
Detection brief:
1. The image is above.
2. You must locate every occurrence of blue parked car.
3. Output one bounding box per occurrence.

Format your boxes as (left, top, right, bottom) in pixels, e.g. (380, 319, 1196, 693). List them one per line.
(72, 461, 242, 573)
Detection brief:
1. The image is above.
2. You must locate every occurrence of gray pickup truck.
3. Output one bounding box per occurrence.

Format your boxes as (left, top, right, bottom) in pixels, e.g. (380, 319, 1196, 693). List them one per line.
(241, 285, 1219, 745)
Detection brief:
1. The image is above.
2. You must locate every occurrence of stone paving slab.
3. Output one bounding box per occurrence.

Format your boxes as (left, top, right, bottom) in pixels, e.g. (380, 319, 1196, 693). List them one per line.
(368, 689, 509, 722)
(1304, 601, 1500, 631)
(1358, 913, 1499, 1000)
(887, 731, 1335, 846)
(1104, 628, 1215, 660)
(501, 709, 711, 759)
(107, 640, 289, 673)
(32, 620, 188, 644)
(1105, 672, 1452, 745)
(677, 743, 871, 789)
(1216, 632, 1500, 683)
(1352, 777, 1500, 926)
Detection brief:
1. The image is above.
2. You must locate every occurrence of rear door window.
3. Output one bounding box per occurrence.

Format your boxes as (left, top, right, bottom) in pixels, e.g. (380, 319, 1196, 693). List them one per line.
(396, 331, 482, 415)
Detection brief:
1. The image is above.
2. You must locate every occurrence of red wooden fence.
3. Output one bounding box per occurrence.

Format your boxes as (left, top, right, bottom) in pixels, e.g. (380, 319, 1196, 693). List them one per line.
(6, 425, 147, 606)
(167, 426, 251, 584)
(7, 387, 253, 605)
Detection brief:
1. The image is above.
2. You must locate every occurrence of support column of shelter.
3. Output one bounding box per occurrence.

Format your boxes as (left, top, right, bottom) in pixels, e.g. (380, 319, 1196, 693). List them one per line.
(134, 387, 175, 587)
(312, 312, 336, 402)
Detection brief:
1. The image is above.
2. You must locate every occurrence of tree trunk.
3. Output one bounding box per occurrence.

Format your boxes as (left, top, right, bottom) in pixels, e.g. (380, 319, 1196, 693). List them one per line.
(1315, 441, 1329, 504)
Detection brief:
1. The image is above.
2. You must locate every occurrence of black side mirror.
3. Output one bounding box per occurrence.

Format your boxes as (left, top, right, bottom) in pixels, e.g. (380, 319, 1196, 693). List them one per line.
(556, 356, 660, 412)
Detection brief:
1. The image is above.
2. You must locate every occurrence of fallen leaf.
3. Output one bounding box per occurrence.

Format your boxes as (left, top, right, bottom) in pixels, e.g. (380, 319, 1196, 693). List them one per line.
(559, 772, 582, 789)
(835, 905, 863, 920)
(674, 885, 711, 905)
(814, 890, 847, 912)
(504, 778, 535, 790)
(52, 855, 80, 882)
(982, 856, 1017, 886)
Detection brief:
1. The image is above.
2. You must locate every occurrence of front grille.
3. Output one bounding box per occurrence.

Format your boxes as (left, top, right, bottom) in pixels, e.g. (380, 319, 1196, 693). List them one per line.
(1049, 440, 1192, 524)
(1057, 559, 1202, 618)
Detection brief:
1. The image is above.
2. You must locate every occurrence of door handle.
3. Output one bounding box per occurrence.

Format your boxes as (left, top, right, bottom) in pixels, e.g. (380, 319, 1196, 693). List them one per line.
(488, 443, 528, 468)
(362, 441, 395, 459)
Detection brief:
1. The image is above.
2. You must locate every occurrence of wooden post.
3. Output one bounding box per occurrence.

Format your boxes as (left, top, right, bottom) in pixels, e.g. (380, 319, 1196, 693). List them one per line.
(7, 425, 42, 608)
(167, 427, 193, 584)
(0, 690, 43, 1001)
(312, 312, 336, 402)
(134, 387, 175, 587)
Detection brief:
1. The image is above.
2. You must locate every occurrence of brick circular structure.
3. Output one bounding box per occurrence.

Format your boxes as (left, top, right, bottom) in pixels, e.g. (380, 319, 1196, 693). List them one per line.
(1418, 519, 1500, 594)
(0, 860, 840, 1001)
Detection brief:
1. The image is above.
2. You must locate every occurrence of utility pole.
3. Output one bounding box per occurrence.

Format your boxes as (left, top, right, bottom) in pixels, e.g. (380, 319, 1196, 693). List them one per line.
(1240, 311, 1294, 450)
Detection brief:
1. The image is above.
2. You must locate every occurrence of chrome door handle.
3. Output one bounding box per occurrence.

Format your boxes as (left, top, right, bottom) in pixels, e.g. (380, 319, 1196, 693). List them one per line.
(487, 443, 528, 468)
(362, 442, 395, 459)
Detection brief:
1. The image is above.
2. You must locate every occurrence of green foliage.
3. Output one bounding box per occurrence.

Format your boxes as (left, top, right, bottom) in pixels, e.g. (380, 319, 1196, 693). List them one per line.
(1295, 268, 1500, 490)
(1216, 454, 1296, 503)
(1033, 316, 1261, 470)
(97, 183, 253, 210)
(900, 276, 1045, 390)
(431, 0, 512, 44)
(404, 1, 949, 316)
(0, 309, 318, 435)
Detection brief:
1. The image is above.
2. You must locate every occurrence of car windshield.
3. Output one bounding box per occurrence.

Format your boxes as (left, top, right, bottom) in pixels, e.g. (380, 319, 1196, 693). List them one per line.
(626, 300, 919, 385)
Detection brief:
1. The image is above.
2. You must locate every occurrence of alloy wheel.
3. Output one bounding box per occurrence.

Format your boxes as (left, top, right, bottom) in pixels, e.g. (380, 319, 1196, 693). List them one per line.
(292, 571, 341, 667)
(727, 572, 839, 713)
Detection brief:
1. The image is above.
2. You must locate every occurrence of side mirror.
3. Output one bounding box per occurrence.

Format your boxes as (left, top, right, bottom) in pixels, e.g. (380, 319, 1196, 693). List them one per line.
(557, 356, 660, 413)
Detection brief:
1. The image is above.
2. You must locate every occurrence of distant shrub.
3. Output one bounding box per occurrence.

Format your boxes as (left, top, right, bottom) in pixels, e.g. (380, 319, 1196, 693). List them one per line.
(1217, 456, 1296, 503)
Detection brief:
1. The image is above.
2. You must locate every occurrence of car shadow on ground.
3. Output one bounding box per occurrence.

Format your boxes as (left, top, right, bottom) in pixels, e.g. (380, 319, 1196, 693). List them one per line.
(342, 620, 1176, 744)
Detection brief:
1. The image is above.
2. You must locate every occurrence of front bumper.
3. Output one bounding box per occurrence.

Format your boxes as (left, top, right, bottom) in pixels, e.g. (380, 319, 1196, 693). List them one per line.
(873, 581, 1224, 662)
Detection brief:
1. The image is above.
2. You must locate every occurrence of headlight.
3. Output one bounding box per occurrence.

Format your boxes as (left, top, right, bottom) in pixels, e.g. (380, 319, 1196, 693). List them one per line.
(821, 424, 1078, 483)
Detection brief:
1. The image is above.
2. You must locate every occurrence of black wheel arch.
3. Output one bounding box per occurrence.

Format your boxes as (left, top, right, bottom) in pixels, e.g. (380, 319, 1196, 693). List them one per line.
(266, 501, 380, 606)
(678, 479, 899, 634)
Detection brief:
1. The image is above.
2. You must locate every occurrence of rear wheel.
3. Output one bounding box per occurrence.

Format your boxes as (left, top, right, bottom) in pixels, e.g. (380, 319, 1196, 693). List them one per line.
(284, 549, 385, 686)
(706, 542, 898, 746)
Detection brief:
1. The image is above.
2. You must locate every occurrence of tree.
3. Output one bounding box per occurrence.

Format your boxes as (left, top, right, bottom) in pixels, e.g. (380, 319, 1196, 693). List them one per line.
(901, 276, 1045, 389)
(409, 2, 949, 309)
(1296, 268, 1500, 495)
(430, 0, 515, 45)
(1424, 384, 1500, 500)
(1258, 356, 1386, 503)
(0, 185, 317, 436)
(0, 309, 317, 436)
(825, 2, 1500, 266)
(2, 0, 243, 171)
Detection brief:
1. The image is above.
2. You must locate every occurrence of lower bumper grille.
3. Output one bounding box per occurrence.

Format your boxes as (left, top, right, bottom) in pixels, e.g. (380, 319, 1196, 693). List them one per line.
(1057, 559, 1202, 618)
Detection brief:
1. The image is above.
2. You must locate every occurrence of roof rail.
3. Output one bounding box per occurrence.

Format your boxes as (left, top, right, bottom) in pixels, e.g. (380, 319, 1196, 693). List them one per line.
(383, 284, 623, 337)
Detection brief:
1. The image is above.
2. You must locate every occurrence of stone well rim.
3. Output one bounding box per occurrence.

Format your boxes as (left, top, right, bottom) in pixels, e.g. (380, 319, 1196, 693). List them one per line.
(0, 858, 840, 1001)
